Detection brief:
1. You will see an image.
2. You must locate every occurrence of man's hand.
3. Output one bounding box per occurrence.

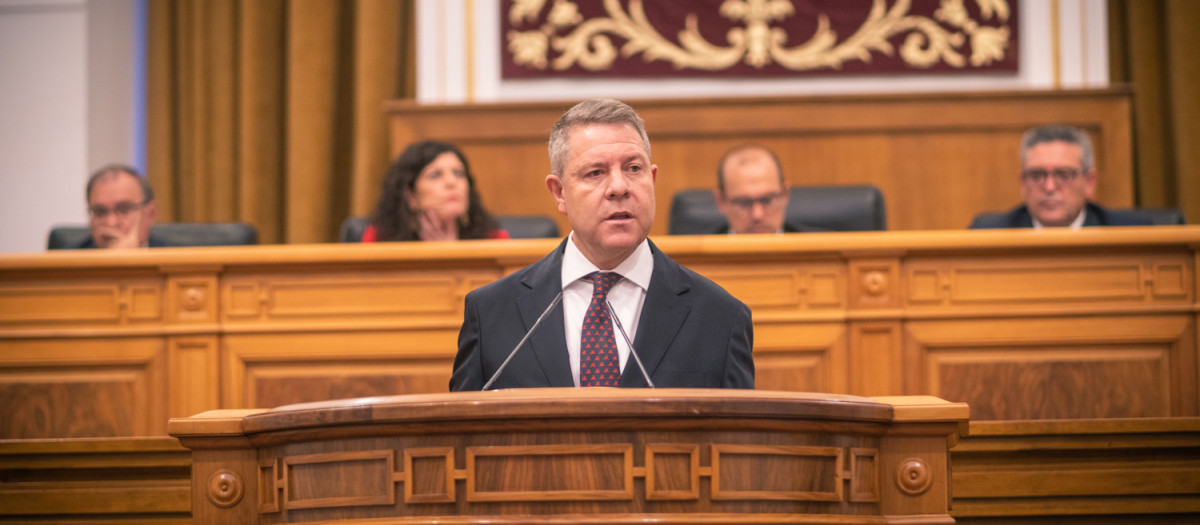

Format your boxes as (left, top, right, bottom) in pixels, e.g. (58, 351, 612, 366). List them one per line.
(95, 213, 145, 249)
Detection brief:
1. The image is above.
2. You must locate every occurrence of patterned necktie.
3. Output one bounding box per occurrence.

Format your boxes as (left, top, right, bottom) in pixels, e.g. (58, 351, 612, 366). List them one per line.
(580, 271, 622, 387)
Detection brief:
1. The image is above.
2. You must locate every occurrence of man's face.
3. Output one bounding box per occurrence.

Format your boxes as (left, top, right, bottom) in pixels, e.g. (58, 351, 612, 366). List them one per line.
(715, 150, 789, 234)
(1020, 141, 1096, 227)
(88, 172, 156, 248)
(546, 122, 657, 269)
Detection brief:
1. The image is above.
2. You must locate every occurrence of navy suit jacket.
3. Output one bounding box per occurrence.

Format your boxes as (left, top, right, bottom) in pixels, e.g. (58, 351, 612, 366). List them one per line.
(74, 233, 171, 249)
(712, 220, 830, 234)
(451, 238, 755, 391)
(969, 202, 1154, 229)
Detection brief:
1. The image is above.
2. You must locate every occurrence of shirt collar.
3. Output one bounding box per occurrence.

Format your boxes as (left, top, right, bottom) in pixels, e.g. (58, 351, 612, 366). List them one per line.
(561, 232, 653, 291)
(1032, 206, 1087, 230)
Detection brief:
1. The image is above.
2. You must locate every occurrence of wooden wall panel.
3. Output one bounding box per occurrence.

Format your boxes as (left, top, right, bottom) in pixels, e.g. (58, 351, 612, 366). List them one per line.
(0, 437, 192, 523)
(0, 228, 1197, 436)
(0, 338, 168, 438)
(0, 274, 165, 329)
(223, 331, 456, 409)
(906, 316, 1193, 420)
(904, 251, 1194, 311)
(690, 261, 848, 318)
(952, 418, 1200, 522)
(168, 336, 219, 419)
(386, 90, 1135, 233)
(221, 267, 499, 329)
(752, 323, 846, 394)
(850, 322, 904, 397)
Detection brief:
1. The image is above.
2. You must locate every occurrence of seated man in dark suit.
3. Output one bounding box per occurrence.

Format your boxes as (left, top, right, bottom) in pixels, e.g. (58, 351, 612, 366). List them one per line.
(451, 98, 754, 391)
(970, 125, 1152, 229)
(79, 164, 165, 248)
(713, 144, 822, 234)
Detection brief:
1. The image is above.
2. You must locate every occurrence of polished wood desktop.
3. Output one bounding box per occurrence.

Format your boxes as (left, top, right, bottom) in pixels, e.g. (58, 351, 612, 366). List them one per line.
(1, 227, 1197, 439)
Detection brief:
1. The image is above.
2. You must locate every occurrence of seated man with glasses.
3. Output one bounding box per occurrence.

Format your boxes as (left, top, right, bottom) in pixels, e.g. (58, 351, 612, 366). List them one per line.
(713, 144, 822, 234)
(79, 164, 162, 248)
(970, 125, 1152, 229)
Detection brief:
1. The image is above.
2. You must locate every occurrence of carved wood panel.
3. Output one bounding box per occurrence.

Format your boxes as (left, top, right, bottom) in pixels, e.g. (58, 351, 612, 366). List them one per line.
(246, 429, 891, 521)
(694, 262, 847, 316)
(0, 276, 164, 329)
(224, 331, 457, 408)
(904, 251, 1194, 311)
(906, 316, 1193, 419)
(753, 323, 847, 393)
(222, 270, 498, 327)
(0, 338, 167, 437)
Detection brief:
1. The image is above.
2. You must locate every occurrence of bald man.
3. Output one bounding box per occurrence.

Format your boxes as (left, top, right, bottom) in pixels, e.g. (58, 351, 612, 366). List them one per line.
(715, 145, 817, 234)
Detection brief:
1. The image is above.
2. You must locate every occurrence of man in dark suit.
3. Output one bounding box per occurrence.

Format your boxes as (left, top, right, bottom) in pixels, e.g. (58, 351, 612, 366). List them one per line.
(78, 164, 165, 248)
(970, 126, 1152, 229)
(450, 98, 754, 391)
(712, 144, 822, 234)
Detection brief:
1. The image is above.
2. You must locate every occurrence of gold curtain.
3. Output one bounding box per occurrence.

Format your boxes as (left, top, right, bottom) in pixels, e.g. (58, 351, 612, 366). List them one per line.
(147, 0, 414, 244)
(1109, 0, 1200, 223)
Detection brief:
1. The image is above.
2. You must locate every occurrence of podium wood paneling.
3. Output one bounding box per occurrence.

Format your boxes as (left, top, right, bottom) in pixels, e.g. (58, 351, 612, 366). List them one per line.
(385, 89, 1134, 232)
(0, 437, 192, 523)
(6, 418, 1196, 524)
(168, 390, 967, 524)
(952, 418, 1200, 522)
(7, 417, 1199, 524)
(2, 227, 1199, 438)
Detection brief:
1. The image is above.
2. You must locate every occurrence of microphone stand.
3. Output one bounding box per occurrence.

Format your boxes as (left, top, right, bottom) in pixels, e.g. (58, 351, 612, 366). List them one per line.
(482, 291, 564, 391)
(606, 300, 655, 388)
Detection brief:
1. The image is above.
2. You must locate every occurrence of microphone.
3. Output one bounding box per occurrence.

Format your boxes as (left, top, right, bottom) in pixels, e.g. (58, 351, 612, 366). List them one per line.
(605, 299, 655, 388)
(482, 290, 564, 391)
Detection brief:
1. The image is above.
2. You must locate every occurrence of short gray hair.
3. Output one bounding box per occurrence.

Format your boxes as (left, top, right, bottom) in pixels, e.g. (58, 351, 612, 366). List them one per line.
(548, 98, 651, 176)
(1020, 125, 1094, 174)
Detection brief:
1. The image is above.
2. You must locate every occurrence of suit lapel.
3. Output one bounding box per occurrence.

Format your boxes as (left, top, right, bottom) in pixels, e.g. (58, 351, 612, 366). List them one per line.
(517, 240, 574, 387)
(1010, 206, 1035, 228)
(623, 241, 691, 387)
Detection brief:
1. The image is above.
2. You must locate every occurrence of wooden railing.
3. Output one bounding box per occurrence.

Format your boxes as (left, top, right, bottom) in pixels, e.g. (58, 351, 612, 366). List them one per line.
(2, 227, 1197, 439)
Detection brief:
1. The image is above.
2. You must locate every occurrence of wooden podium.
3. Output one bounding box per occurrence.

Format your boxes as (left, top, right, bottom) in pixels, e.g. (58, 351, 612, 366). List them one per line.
(168, 389, 967, 524)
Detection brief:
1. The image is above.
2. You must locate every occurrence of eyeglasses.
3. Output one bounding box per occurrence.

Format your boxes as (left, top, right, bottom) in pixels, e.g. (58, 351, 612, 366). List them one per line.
(727, 192, 785, 211)
(1022, 168, 1081, 185)
(88, 201, 144, 221)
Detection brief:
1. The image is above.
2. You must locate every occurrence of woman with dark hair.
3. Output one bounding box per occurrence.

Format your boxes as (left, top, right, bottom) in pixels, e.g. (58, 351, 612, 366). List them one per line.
(363, 140, 508, 242)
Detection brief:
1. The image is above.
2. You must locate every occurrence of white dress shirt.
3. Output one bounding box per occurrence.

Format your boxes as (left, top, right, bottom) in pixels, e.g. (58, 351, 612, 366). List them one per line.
(1033, 208, 1087, 230)
(560, 233, 653, 387)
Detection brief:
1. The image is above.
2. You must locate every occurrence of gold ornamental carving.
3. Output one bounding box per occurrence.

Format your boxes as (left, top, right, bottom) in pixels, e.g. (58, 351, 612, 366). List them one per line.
(895, 457, 932, 496)
(507, 0, 1012, 72)
(207, 469, 244, 507)
(183, 287, 206, 311)
(862, 270, 888, 296)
